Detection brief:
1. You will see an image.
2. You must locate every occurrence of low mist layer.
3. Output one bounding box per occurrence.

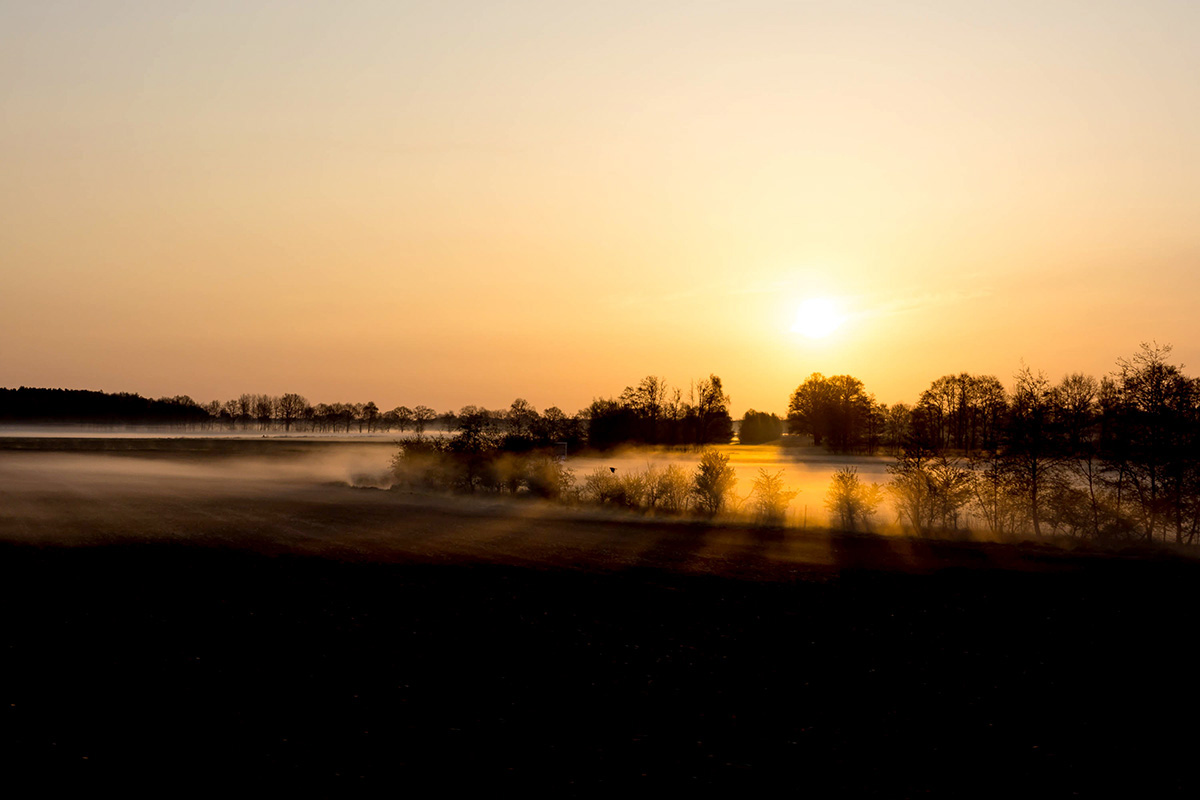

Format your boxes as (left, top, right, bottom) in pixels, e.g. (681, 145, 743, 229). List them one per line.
(0, 440, 1075, 576)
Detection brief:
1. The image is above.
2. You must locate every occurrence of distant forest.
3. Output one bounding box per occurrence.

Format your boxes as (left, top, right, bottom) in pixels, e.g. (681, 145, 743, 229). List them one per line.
(0, 375, 744, 451)
(5, 343, 1198, 544)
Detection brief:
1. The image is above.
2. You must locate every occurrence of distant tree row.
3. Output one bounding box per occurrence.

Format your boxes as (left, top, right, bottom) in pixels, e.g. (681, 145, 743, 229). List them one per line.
(585, 374, 734, 448)
(738, 410, 784, 444)
(0, 378, 739, 451)
(199, 394, 446, 435)
(0, 388, 456, 436)
(0, 388, 211, 426)
(800, 344, 1200, 544)
(903, 346, 1199, 544)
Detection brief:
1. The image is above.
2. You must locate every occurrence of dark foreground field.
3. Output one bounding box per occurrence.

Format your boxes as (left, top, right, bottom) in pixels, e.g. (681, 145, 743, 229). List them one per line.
(2, 445, 1199, 794)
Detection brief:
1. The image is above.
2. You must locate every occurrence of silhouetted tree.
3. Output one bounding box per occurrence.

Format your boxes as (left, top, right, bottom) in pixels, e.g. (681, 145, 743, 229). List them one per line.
(237, 394, 254, 428)
(788, 373, 833, 445)
(1004, 367, 1063, 537)
(334, 402, 355, 433)
(436, 409, 457, 432)
(968, 449, 1024, 537)
(1103, 343, 1200, 542)
(362, 401, 379, 433)
(586, 398, 639, 450)
(688, 374, 734, 445)
(738, 410, 784, 444)
(505, 398, 538, 440)
(253, 395, 275, 431)
(277, 393, 307, 432)
(787, 373, 874, 452)
(882, 403, 912, 456)
(917, 373, 1007, 453)
(391, 406, 414, 433)
(413, 405, 436, 435)
(888, 443, 973, 534)
(621, 375, 670, 443)
(202, 400, 221, 428)
(221, 399, 240, 429)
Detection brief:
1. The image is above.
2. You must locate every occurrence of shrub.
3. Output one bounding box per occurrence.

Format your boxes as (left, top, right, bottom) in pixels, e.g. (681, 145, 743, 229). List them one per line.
(826, 466, 883, 531)
(652, 464, 693, 514)
(581, 468, 625, 506)
(525, 455, 575, 500)
(487, 451, 527, 494)
(618, 469, 651, 509)
(692, 449, 737, 517)
(390, 437, 453, 490)
(749, 468, 797, 526)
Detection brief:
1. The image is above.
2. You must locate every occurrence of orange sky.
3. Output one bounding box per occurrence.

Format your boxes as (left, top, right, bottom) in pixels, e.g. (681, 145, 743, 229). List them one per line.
(3, 1, 1198, 415)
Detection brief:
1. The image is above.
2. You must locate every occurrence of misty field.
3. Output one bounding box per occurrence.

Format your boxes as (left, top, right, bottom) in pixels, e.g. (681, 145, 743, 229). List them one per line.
(3, 436, 1198, 792)
(0, 436, 896, 546)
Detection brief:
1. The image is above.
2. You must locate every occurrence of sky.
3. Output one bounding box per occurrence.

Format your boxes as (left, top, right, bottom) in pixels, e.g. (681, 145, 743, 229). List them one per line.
(3, 1, 1198, 416)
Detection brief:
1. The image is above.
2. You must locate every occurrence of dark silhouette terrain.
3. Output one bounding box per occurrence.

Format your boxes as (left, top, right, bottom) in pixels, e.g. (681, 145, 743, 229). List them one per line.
(4, 538, 1197, 794)
(2, 443, 1199, 793)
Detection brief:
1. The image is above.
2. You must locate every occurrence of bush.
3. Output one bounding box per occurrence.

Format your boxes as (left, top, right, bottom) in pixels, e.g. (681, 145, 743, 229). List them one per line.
(390, 437, 454, 490)
(888, 453, 972, 533)
(581, 468, 625, 506)
(525, 455, 575, 500)
(749, 468, 797, 526)
(825, 466, 883, 531)
(692, 449, 737, 517)
(652, 464, 693, 514)
(618, 469, 650, 509)
(486, 451, 527, 494)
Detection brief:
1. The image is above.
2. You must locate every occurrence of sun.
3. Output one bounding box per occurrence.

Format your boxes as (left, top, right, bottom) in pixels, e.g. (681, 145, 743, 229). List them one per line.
(792, 297, 845, 339)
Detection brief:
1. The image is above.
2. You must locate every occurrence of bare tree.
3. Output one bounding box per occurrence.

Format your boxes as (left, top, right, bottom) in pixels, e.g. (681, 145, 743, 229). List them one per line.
(506, 398, 538, 438)
(277, 393, 307, 433)
(1004, 367, 1063, 537)
(362, 401, 379, 433)
(413, 405, 436, 435)
(690, 374, 734, 445)
(392, 406, 414, 433)
(253, 394, 275, 431)
(237, 394, 254, 429)
(221, 399, 240, 430)
(883, 403, 912, 456)
(1106, 343, 1199, 543)
(625, 375, 669, 443)
(888, 445, 973, 534)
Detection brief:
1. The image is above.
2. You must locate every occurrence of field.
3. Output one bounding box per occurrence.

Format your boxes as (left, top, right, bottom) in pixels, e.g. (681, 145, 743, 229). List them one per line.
(2, 436, 1198, 792)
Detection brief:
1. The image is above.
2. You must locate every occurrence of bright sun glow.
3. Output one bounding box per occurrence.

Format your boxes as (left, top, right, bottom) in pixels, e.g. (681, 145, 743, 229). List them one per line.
(792, 297, 844, 339)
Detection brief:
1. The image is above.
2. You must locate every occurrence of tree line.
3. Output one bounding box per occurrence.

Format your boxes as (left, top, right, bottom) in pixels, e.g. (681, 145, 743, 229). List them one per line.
(0, 388, 211, 426)
(0, 374, 741, 451)
(801, 344, 1200, 545)
(2, 388, 462, 437)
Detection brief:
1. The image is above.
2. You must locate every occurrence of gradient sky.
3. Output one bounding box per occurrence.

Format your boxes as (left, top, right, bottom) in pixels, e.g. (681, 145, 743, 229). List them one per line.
(3, 1, 1198, 415)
